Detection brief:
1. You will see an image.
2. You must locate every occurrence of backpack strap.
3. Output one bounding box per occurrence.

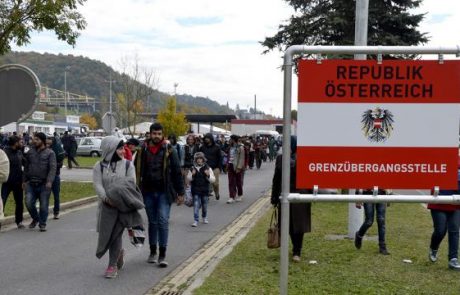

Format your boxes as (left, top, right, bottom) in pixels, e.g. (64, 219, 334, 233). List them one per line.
(100, 160, 131, 176)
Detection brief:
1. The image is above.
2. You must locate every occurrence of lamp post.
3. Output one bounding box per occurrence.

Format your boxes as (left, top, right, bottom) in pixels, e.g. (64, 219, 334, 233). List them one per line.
(64, 66, 71, 117)
(173, 82, 178, 113)
(105, 73, 116, 132)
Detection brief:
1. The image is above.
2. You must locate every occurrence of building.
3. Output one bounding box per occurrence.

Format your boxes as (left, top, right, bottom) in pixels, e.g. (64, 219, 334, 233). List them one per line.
(231, 119, 296, 136)
(1, 112, 86, 135)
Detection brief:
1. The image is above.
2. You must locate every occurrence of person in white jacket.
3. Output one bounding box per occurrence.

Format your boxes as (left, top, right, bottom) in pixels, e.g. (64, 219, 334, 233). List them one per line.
(187, 152, 215, 227)
(0, 149, 10, 225)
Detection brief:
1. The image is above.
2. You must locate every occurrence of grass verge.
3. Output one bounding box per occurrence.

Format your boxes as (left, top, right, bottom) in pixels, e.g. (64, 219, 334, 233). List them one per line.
(2, 182, 94, 217)
(194, 202, 460, 294)
(74, 156, 101, 168)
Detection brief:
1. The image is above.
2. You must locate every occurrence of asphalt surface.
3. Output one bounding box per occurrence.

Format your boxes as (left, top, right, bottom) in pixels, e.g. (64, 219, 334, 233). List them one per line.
(0, 161, 276, 295)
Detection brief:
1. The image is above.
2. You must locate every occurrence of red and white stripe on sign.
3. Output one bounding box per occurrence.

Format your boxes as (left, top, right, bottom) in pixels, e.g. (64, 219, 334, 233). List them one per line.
(297, 147, 458, 189)
(296, 59, 460, 190)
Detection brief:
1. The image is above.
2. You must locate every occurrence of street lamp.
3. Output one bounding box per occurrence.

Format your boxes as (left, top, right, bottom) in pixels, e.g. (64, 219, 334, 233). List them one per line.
(64, 66, 71, 117)
(174, 82, 178, 113)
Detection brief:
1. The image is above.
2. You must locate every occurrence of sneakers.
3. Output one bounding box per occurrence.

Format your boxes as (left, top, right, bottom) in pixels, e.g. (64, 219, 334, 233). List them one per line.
(158, 256, 168, 268)
(29, 220, 38, 229)
(117, 249, 125, 270)
(235, 196, 243, 202)
(17, 222, 25, 229)
(354, 232, 362, 250)
(292, 255, 301, 263)
(203, 217, 209, 224)
(191, 221, 198, 227)
(53, 213, 60, 220)
(147, 253, 157, 264)
(379, 247, 390, 255)
(215, 193, 220, 200)
(429, 248, 438, 262)
(226, 198, 234, 204)
(448, 258, 460, 271)
(104, 266, 118, 279)
(39, 225, 47, 232)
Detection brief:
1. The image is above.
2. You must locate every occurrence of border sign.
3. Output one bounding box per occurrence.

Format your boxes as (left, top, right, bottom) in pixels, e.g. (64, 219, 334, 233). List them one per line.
(297, 60, 460, 189)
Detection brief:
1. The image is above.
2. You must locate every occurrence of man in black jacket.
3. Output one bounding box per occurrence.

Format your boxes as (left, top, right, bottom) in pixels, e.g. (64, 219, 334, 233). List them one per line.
(1, 135, 25, 228)
(24, 132, 56, 232)
(135, 123, 185, 267)
(200, 133, 222, 200)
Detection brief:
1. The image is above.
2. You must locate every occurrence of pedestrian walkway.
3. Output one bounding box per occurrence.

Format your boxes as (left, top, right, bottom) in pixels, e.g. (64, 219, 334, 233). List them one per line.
(0, 162, 275, 295)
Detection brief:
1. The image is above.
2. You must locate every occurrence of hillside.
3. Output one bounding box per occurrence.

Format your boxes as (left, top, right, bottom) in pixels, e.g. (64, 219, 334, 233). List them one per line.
(0, 51, 233, 115)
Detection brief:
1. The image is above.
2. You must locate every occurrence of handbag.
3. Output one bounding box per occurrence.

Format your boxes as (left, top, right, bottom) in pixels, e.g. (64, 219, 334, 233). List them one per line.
(267, 207, 280, 249)
(185, 186, 193, 207)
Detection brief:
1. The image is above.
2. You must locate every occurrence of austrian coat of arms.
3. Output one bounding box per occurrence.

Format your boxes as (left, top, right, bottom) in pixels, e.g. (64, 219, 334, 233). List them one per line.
(361, 107, 394, 143)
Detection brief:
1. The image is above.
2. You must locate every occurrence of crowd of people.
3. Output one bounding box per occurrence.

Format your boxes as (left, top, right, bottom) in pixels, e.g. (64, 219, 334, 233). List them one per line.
(4, 125, 457, 278)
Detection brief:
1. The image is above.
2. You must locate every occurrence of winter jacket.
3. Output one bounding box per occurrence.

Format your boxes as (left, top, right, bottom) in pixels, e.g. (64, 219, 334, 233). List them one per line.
(200, 134, 222, 170)
(183, 144, 199, 168)
(187, 162, 215, 196)
(0, 149, 9, 183)
(228, 144, 245, 171)
(3, 147, 23, 184)
(23, 146, 56, 185)
(93, 136, 136, 230)
(271, 154, 311, 234)
(135, 139, 185, 204)
(96, 178, 144, 258)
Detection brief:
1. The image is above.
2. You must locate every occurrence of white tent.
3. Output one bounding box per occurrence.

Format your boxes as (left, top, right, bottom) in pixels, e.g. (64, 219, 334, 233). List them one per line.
(122, 122, 152, 134)
(191, 123, 231, 135)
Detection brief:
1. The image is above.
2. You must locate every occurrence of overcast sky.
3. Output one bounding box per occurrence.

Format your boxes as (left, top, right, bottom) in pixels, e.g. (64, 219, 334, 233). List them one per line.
(13, 0, 460, 117)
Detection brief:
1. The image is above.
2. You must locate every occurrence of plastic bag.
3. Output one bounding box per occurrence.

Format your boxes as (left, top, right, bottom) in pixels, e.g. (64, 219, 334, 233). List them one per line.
(185, 186, 193, 207)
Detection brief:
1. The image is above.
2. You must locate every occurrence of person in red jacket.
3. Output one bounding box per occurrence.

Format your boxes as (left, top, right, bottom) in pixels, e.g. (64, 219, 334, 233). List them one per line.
(428, 162, 460, 270)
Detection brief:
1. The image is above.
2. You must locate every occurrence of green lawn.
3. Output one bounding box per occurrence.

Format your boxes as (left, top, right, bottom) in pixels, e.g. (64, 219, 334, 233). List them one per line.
(74, 156, 101, 168)
(2, 182, 94, 217)
(194, 202, 460, 294)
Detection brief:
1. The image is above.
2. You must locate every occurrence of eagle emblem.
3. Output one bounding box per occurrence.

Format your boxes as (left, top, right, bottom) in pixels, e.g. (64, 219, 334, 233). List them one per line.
(361, 107, 394, 143)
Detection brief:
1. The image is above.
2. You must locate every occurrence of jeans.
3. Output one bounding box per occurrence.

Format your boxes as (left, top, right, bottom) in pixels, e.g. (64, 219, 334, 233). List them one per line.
(52, 175, 60, 215)
(143, 191, 171, 247)
(25, 183, 51, 226)
(358, 203, 387, 244)
(193, 194, 208, 222)
(1, 182, 24, 224)
(430, 209, 460, 260)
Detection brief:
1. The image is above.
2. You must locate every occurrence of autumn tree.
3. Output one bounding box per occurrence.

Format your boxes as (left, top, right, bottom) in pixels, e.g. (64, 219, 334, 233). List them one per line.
(156, 97, 188, 138)
(0, 0, 87, 55)
(261, 0, 428, 59)
(80, 113, 97, 130)
(116, 54, 158, 135)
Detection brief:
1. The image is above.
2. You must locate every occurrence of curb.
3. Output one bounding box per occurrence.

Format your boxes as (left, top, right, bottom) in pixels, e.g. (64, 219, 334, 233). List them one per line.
(1, 196, 97, 227)
(146, 190, 272, 295)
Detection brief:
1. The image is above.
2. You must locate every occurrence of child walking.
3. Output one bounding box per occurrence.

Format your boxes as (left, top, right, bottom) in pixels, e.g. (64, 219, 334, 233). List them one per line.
(187, 152, 215, 227)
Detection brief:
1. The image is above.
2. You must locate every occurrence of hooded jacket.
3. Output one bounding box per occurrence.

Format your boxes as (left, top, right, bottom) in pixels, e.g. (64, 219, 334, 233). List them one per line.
(199, 133, 222, 170)
(93, 136, 136, 230)
(186, 153, 215, 195)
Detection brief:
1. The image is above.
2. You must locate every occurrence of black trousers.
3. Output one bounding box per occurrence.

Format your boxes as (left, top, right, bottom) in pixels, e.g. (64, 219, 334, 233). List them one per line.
(1, 182, 24, 224)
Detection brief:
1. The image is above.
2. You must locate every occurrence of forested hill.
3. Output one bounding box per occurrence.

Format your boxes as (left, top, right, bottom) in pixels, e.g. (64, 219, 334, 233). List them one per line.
(0, 51, 233, 114)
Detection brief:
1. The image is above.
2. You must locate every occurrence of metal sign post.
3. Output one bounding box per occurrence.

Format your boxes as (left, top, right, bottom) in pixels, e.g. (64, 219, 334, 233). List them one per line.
(280, 45, 460, 295)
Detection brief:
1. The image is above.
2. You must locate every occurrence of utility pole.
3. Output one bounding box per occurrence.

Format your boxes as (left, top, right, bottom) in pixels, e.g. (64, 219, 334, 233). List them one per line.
(348, 0, 369, 239)
(105, 73, 116, 132)
(254, 94, 257, 120)
(64, 66, 70, 117)
(174, 82, 179, 113)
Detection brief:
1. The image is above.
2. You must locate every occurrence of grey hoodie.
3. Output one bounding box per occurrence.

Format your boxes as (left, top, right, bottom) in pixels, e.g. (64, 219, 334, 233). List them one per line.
(93, 136, 136, 230)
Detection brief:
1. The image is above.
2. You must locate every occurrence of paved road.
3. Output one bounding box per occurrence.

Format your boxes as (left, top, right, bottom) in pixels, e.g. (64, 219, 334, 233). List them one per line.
(0, 161, 276, 295)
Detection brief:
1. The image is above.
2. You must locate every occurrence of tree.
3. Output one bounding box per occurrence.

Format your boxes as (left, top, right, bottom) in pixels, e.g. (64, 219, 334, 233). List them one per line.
(117, 54, 158, 135)
(80, 113, 97, 130)
(0, 0, 87, 55)
(261, 0, 428, 58)
(156, 97, 188, 138)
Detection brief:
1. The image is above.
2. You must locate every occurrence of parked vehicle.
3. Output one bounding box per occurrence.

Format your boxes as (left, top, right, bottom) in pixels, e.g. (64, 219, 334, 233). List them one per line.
(76, 137, 102, 157)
